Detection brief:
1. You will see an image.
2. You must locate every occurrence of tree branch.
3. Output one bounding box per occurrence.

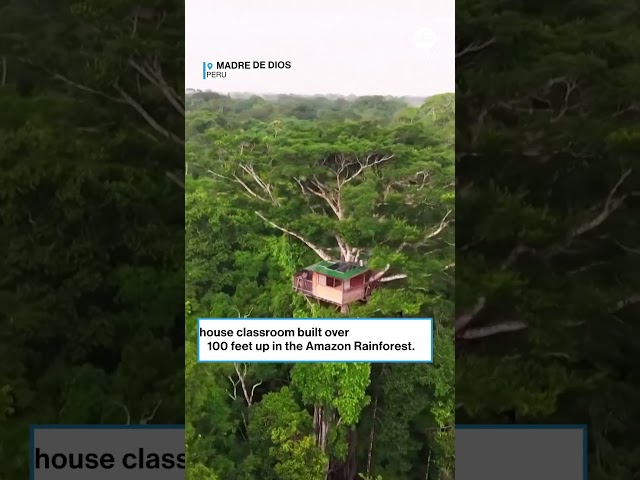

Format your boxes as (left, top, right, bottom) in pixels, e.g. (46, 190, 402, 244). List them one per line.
(194, 164, 271, 202)
(140, 400, 162, 424)
(23, 58, 184, 150)
(166, 171, 184, 188)
(610, 294, 640, 313)
(127, 58, 185, 116)
(615, 239, 640, 255)
(456, 38, 496, 58)
(254, 211, 332, 261)
(369, 265, 390, 283)
(306, 176, 343, 219)
(335, 235, 350, 261)
(1, 56, 6, 87)
(459, 321, 526, 339)
(233, 363, 262, 407)
(571, 168, 632, 237)
(239, 163, 279, 205)
(339, 154, 394, 187)
(455, 297, 486, 334)
(115, 402, 131, 425)
(425, 210, 452, 239)
(113, 82, 183, 145)
(378, 273, 408, 282)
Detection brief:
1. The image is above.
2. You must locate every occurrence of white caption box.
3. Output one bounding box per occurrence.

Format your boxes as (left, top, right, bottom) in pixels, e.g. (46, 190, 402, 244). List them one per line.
(197, 318, 433, 363)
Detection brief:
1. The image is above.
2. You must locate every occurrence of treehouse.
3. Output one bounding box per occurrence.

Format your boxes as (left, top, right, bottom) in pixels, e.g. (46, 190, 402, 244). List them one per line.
(292, 260, 380, 308)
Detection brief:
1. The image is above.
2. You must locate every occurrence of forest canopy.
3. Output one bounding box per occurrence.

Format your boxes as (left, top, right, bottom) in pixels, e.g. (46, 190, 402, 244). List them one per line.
(456, 0, 640, 478)
(185, 92, 455, 480)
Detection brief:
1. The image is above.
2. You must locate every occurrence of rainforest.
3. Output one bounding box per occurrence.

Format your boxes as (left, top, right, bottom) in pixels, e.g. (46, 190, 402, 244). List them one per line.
(185, 91, 456, 480)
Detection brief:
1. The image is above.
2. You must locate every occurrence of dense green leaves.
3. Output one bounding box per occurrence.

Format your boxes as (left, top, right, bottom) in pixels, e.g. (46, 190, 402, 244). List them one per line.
(0, 86, 184, 478)
(1, 2, 184, 477)
(185, 93, 455, 480)
(457, 0, 640, 478)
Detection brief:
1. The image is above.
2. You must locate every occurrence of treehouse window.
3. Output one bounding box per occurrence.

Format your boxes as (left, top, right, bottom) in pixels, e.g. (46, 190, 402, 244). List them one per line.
(318, 274, 341, 288)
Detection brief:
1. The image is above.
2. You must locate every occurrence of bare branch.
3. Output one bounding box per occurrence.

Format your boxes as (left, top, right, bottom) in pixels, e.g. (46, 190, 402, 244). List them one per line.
(615, 239, 640, 255)
(113, 83, 183, 145)
(455, 297, 486, 333)
(567, 261, 605, 276)
(127, 59, 185, 116)
(306, 176, 343, 218)
(456, 38, 496, 58)
(369, 265, 390, 283)
(140, 400, 162, 424)
(250, 381, 263, 404)
(227, 375, 239, 400)
(382, 171, 431, 201)
(234, 308, 253, 318)
(574, 168, 632, 236)
(130, 14, 138, 37)
(545, 169, 633, 258)
(335, 235, 350, 261)
(340, 154, 394, 187)
(51, 70, 123, 102)
(378, 273, 408, 282)
(254, 211, 332, 261)
(395, 211, 453, 253)
(459, 321, 527, 339)
(425, 210, 452, 239)
(550, 79, 578, 123)
(501, 244, 534, 270)
(193, 163, 272, 202)
(233, 363, 262, 407)
(613, 102, 640, 117)
(1, 56, 6, 87)
(456, 243, 536, 337)
(239, 163, 279, 205)
(165, 171, 184, 189)
(114, 402, 131, 425)
(610, 294, 640, 313)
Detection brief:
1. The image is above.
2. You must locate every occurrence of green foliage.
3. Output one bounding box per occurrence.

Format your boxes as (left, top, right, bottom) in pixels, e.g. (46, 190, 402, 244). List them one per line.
(0, 2, 184, 477)
(249, 387, 327, 480)
(292, 363, 371, 426)
(457, 1, 640, 478)
(185, 93, 455, 480)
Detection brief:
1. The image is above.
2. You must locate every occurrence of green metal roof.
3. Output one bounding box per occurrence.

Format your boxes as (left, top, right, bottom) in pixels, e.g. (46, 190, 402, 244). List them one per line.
(306, 260, 369, 280)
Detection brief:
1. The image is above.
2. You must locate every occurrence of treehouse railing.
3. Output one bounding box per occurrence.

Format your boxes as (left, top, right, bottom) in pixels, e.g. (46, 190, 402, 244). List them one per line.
(343, 284, 363, 293)
(343, 285, 365, 303)
(293, 276, 313, 293)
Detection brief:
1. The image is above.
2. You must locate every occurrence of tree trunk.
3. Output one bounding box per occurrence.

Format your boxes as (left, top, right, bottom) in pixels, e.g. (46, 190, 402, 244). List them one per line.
(346, 429, 358, 480)
(366, 397, 378, 475)
(329, 429, 357, 480)
(314, 406, 331, 479)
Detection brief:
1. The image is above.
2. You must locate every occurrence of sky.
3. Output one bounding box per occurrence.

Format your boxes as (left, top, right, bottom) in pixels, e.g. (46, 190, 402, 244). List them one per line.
(185, 0, 454, 97)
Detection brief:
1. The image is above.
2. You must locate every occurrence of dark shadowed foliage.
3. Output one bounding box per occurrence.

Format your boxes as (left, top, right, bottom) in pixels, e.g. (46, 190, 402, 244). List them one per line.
(0, 1, 185, 476)
(456, 1, 640, 478)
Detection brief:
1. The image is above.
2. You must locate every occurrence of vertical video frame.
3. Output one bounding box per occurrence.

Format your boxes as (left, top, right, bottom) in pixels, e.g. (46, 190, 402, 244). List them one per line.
(186, 1, 454, 479)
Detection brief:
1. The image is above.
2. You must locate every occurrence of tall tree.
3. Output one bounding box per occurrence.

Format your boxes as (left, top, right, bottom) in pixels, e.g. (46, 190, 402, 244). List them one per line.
(185, 93, 455, 480)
